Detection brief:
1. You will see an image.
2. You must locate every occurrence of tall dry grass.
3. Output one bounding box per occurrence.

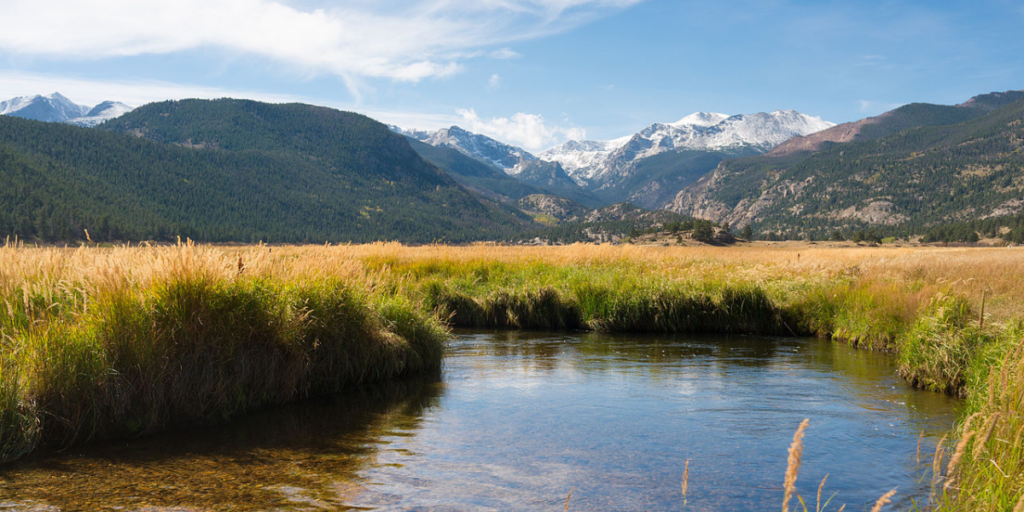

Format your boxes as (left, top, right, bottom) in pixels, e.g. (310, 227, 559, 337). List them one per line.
(0, 241, 445, 464)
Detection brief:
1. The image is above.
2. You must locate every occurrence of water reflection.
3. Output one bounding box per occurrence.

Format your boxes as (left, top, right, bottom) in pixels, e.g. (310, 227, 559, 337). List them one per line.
(0, 373, 443, 511)
(421, 331, 958, 511)
(0, 333, 958, 511)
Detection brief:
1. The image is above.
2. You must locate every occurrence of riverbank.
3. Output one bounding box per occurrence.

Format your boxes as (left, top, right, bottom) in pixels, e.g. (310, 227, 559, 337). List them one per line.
(0, 242, 446, 464)
(1, 241, 1021, 509)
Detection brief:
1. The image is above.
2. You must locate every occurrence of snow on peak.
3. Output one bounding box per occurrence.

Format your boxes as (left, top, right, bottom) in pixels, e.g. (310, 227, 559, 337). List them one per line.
(388, 124, 434, 141)
(537, 136, 631, 181)
(67, 101, 134, 127)
(671, 112, 730, 127)
(414, 125, 536, 172)
(0, 92, 89, 122)
(0, 93, 133, 125)
(393, 108, 834, 185)
(537, 109, 835, 184)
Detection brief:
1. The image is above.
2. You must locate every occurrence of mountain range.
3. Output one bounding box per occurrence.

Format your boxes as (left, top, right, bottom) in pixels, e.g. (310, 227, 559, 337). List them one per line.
(669, 90, 1024, 239)
(393, 109, 833, 209)
(0, 99, 537, 243)
(2, 89, 1023, 243)
(0, 93, 132, 127)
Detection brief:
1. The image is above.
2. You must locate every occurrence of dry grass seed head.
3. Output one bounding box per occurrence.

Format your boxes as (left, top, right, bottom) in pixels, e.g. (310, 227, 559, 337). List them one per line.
(816, 473, 828, 512)
(869, 488, 897, 512)
(682, 459, 690, 498)
(944, 429, 976, 490)
(783, 418, 810, 512)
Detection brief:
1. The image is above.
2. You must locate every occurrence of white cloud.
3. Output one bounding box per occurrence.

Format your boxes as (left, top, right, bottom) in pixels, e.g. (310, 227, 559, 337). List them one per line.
(857, 99, 904, 114)
(0, 71, 302, 107)
(0, 70, 589, 151)
(0, 70, 462, 130)
(0, 0, 642, 97)
(488, 74, 502, 89)
(456, 108, 586, 151)
(489, 48, 522, 59)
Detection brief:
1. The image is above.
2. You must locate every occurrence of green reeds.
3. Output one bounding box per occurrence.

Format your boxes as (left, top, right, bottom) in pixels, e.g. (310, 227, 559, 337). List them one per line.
(425, 278, 783, 335)
(897, 293, 985, 396)
(0, 272, 446, 464)
(789, 279, 922, 352)
(0, 349, 38, 463)
(425, 283, 582, 330)
(930, 335, 1024, 511)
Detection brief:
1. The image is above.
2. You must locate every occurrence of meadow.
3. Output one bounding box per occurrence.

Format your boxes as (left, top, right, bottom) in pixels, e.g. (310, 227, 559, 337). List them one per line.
(1, 240, 1022, 510)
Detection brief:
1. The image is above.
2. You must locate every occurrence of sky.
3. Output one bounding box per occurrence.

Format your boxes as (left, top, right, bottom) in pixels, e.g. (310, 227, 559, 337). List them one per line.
(1, 0, 1022, 151)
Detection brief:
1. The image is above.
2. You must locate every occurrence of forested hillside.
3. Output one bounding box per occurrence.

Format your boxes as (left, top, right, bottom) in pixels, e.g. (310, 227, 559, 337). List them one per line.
(671, 93, 1024, 239)
(0, 100, 531, 243)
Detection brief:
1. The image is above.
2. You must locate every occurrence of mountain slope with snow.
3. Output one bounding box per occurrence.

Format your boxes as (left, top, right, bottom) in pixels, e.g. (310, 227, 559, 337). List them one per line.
(392, 109, 834, 209)
(533, 110, 834, 207)
(544, 110, 834, 185)
(0, 93, 133, 126)
(537, 137, 631, 181)
(0, 93, 90, 122)
(68, 101, 134, 127)
(393, 125, 536, 172)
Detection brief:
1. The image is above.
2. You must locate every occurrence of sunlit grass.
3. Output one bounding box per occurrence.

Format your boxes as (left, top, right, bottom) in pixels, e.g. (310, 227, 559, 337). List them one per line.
(0, 241, 445, 463)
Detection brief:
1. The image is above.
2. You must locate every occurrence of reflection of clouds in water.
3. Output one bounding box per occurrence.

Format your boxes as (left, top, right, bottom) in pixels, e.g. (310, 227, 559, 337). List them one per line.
(362, 333, 957, 510)
(0, 333, 958, 511)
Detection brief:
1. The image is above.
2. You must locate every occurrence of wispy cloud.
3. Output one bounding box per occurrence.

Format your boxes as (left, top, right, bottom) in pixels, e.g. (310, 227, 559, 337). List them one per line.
(489, 48, 523, 59)
(0, 70, 589, 150)
(456, 108, 585, 151)
(487, 74, 502, 90)
(857, 99, 904, 114)
(0, 0, 641, 97)
(0, 71, 303, 107)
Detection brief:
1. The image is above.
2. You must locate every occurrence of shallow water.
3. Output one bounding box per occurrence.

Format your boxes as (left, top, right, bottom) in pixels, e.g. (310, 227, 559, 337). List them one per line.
(0, 332, 958, 511)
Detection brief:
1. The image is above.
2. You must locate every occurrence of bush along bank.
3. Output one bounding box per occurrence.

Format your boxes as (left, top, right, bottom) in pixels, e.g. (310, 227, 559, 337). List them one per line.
(0, 273, 446, 465)
(414, 265, 1017, 400)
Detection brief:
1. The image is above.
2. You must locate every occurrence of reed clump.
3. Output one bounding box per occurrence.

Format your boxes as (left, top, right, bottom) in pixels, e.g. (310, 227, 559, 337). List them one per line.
(897, 293, 991, 396)
(419, 263, 784, 335)
(930, 337, 1024, 511)
(0, 243, 445, 464)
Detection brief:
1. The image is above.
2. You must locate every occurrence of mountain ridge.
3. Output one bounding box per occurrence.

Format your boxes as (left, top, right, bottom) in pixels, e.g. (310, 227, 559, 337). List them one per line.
(393, 109, 834, 210)
(0, 92, 133, 126)
(0, 99, 531, 243)
(668, 90, 1024, 238)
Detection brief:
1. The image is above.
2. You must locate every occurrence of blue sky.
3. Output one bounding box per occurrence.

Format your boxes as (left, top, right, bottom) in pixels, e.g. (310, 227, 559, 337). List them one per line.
(1, 0, 1022, 150)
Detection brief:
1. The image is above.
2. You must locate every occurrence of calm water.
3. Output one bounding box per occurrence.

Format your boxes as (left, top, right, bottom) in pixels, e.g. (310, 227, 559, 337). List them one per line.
(0, 332, 958, 511)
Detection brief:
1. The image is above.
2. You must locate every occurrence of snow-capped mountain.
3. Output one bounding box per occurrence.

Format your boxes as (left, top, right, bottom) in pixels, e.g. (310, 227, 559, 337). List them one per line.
(0, 93, 133, 126)
(542, 110, 834, 185)
(67, 101, 134, 127)
(537, 137, 632, 178)
(0, 93, 89, 123)
(391, 125, 536, 172)
(672, 112, 732, 127)
(388, 125, 435, 141)
(392, 109, 833, 209)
